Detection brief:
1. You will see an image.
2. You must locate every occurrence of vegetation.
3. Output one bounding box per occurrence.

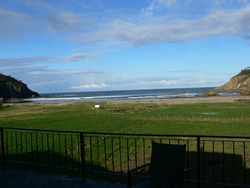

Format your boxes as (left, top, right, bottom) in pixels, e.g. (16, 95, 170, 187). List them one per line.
(0, 73, 23, 84)
(1, 101, 250, 184)
(238, 66, 250, 76)
(0, 101, 249, 136)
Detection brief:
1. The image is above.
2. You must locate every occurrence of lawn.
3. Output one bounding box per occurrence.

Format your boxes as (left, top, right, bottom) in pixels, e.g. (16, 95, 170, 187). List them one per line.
(1, 101, 250, 185)
(0, 101, 249, 136)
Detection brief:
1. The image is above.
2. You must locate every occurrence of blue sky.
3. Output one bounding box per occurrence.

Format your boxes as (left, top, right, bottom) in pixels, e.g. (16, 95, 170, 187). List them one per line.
(1, 0, 250, 93)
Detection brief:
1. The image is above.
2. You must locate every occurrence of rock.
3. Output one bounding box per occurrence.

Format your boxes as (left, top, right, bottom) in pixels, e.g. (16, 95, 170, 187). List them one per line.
(199, 90, 219, 97)
(0, 74, 39, 100)
(205, 68, 250, 96)
(213, 74, 250, 94)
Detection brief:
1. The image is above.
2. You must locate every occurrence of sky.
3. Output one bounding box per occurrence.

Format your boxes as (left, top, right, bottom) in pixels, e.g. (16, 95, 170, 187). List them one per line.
(1, 0, 250, 94)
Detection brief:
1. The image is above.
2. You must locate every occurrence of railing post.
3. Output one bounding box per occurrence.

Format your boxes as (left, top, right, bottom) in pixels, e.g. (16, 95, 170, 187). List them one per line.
(0, 128, 6, 169)
(197, 136, 201, 188)
(127, 171, 131, 188)
(80, 132, 85, 182)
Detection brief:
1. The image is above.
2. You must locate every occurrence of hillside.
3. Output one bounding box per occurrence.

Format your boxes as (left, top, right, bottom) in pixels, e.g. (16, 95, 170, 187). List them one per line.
(0, 73, 39, 99)
(203, 67, 250, 96)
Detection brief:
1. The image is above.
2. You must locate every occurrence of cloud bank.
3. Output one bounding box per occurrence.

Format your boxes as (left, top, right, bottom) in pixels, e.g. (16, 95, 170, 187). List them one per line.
(1, 0, 250, 45)
(1, 0, 249, 92)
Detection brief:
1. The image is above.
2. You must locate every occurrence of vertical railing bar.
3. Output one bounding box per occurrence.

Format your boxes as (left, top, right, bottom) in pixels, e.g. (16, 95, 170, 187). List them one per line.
(41, 133, 44, 164)
(233, 141, 236, 185)
(20, 132, 23, 163)
(104, 137, 107, 173)
(222, 141, 225, 184)
(36, 133, 39, 164)
(71, 134, 74, 169)
(134, 138, 137, 175)
(197, 136, 201, 188)
(143, 138, 146, 176)
(111, 137, 115, 173)
(202, 140, 205, 183)
(127, 138, 129, 172)
(25, 132, 28, 161)
(10, 132, 13, 161)
(243, 142, 246, 186)
(80, 132, 85, 182)
(90, 136, 93, 170)
(64, 134, 68, 168)
(212, 140, 215, 183)
(119, 137, 122, 175)
(186, 139, 190, 180)
(30, 132, 34, 164)
(58, 134, 61, 167)
(5, 132, 9, 162)
(47, 133, 50, 165)
(15, 132, 18, 162)
(96, 137, 100, 172)
(0, 128, 6, 169)
(77, 135, 80, 170)
(52, 134, 55, 167)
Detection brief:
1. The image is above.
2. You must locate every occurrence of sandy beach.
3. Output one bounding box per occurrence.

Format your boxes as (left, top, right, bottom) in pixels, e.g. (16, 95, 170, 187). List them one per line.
(107, 95, 250, 105)
(3, 95, 250, 107)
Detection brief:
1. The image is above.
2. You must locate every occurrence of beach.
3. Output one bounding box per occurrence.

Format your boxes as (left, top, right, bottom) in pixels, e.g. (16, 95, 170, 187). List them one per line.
(4, 95, 249, 107)
(107, 95, 250, 105)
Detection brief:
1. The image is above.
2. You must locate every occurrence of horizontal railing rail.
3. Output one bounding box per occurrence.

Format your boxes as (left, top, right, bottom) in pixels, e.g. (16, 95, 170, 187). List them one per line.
(1, 127, 250, 188)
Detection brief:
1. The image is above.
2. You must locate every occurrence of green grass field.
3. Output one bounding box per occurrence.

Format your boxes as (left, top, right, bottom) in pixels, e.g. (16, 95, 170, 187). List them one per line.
(0, 101, 250, 136)
(1, 101, 250, 185)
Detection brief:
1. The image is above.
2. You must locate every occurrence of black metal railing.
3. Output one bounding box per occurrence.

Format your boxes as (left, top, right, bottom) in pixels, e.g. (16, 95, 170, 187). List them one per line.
(1, 127, 250, 187)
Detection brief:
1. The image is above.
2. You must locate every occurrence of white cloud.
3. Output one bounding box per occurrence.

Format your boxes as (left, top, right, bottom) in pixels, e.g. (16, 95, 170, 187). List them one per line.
(0, 52, 101, 68)
(0, 7, 89, 42)
(0, 9, 31, 39)
(177, 78, 218, 85)
(2, 1, 250, 46)
(0, 9, 27, 19)
(139, 80, 177, 86)
(60, 53, 101, 63)
(71, 83, 108, 89)
(45, 12, 86, 33)
(142, 0, 250, 17)
(71, 5, 250, 46)
(0, 57, 50, 67)
(142, 0, 177, 16)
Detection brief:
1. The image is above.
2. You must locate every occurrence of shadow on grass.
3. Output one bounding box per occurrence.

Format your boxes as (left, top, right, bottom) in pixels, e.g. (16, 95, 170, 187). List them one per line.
(129, 151, 250, 187)
(3, 150, 123, 182)
(188, 151, 250, 186)
(2, 149, 250, 187)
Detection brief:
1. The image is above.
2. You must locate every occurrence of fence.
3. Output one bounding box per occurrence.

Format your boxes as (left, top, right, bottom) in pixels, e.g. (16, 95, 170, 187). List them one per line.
(1, 127, 250, 187)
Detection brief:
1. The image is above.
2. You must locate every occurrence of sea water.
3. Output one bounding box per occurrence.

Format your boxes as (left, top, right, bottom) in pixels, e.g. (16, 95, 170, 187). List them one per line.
(24, 87, 218, 103)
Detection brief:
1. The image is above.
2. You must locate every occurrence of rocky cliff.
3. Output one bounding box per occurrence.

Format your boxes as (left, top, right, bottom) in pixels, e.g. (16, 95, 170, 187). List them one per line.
(0, 74, 39, 99)
(202, 68, 250, 96)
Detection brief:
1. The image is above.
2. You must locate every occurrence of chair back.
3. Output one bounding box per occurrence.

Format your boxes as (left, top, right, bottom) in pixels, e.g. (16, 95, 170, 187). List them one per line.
(149, 142, 186, 188)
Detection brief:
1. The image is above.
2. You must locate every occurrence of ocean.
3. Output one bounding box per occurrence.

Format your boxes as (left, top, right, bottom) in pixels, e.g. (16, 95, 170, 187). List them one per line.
(24, 87, 219, 103)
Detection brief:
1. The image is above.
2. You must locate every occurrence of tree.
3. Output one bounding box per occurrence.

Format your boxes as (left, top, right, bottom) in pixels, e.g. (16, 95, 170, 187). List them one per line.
(238, 67, 250, 76)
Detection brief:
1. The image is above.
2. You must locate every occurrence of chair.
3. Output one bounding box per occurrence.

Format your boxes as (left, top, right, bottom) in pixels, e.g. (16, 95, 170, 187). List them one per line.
(127, 142, 188, 188)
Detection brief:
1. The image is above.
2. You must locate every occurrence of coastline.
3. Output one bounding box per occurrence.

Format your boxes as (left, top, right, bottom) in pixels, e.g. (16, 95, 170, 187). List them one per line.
(4, 95, 250, 106)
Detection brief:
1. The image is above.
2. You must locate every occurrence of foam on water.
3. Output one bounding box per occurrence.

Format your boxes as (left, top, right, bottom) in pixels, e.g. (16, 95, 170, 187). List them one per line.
(24, 87, 216, 103)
